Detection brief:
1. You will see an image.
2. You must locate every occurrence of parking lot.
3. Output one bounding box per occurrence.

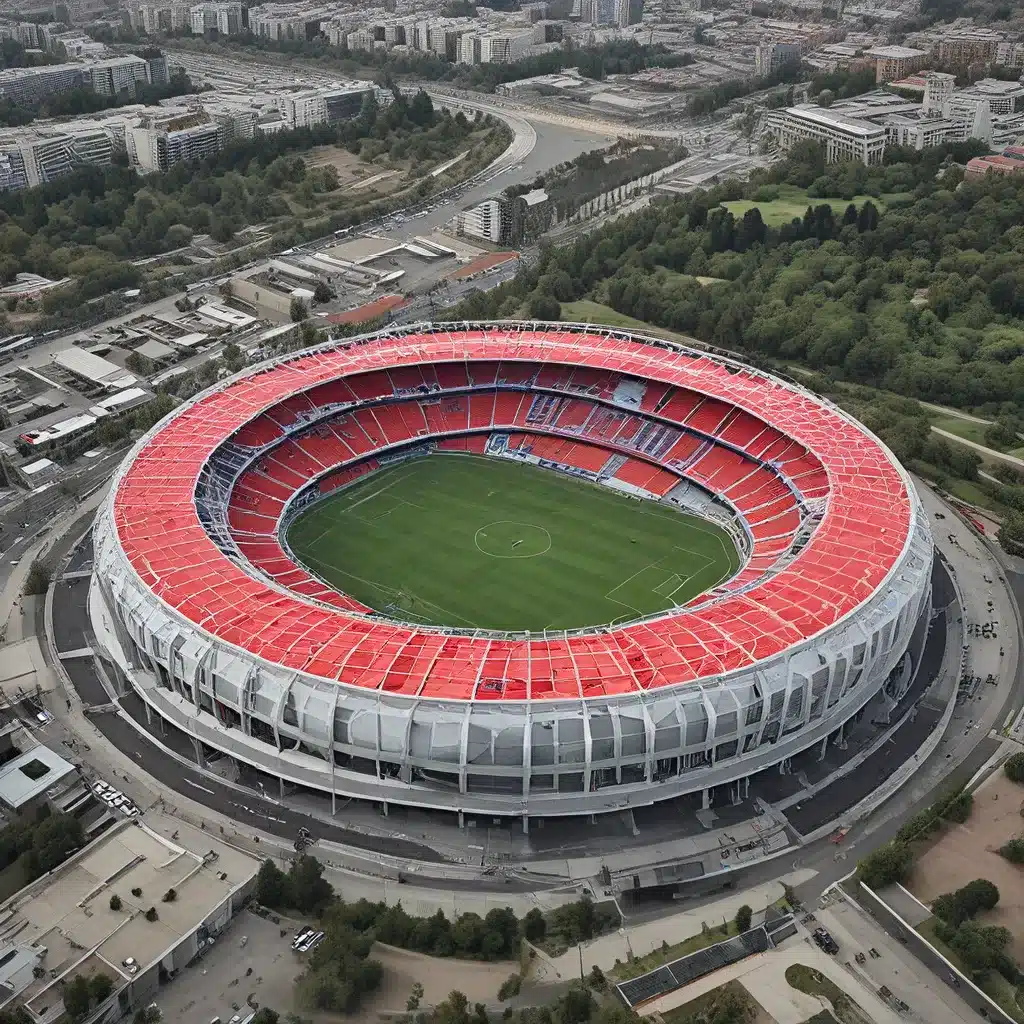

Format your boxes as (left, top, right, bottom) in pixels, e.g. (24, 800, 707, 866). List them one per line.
(154, 909, 308, 1024)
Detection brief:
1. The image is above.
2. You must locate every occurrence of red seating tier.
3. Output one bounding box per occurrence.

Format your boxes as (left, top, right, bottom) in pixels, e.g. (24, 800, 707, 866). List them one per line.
(113, 330, 913, 699)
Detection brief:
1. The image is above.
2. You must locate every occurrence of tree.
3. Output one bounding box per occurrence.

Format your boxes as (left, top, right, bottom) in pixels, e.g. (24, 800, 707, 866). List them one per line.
(288, 854, 334, 914)
(817, 89, 835, 108)
(109, 893, 122, 911)
(290, 297, 309, 322)
(528, 292, 560, 321)
(313, 280, 333, 304)
(88, 973, 113, 1004)
(735, 904, 753, 933)
(587, 965, 606, 990)
(252, 1010, 281, 1024)
(125, 351, 155, 376)
(933, 879, 1000, 926)
(407, 981, 424, 1010)
(1004, 752, 1024, 783)
(63, 975, 91, 1022)
(857, 843, 913, 889)
(31, 812, 84, 875)
(522, 907, 546, 942)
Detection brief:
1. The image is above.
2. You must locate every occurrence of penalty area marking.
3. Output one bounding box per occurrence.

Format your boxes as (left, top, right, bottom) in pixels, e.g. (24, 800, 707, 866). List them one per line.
(474, 521, 552, 558)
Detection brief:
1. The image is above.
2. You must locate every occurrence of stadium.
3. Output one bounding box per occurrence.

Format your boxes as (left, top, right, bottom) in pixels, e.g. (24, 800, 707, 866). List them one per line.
(89, 322, 934, 823)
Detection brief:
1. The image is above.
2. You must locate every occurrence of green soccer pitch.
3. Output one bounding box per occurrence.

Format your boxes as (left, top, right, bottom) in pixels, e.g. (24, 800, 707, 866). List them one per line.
(285, 455, 741, 632)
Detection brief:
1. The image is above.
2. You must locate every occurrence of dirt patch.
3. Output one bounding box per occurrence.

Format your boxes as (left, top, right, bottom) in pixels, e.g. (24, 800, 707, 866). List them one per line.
(364, 944, 514, 1012)
(153, 909, 517, 1024)
(910, 771, 1024, 960)
(305, 146, 372, 185)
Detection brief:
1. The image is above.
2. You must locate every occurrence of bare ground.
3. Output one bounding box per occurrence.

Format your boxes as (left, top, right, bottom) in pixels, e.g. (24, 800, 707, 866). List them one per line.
(910, 771, 1024, 960)
(154, 909, 518, 1024)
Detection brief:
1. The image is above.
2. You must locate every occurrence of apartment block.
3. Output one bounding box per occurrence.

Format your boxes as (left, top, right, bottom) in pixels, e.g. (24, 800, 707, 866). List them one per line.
(0, 63, 84, 105)
(866, 45, 927, 83)
(129, 109, 224, 172)
(86, 55, 151, 96)
(754, 39, 801, 78)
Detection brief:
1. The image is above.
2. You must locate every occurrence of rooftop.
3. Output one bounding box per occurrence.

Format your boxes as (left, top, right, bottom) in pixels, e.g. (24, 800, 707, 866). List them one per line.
(866, 45, 927, 58)
(0, 818, 259, 1017)
(0, 746, 76, 811)
(786, 104, 887, 137)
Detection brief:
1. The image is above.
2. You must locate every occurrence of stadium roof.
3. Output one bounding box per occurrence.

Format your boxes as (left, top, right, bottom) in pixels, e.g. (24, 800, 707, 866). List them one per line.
(110, 326, 914, 701)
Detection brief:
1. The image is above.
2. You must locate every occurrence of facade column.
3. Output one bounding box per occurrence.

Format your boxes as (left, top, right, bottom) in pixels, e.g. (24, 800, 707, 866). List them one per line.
(701, 788, 710, 810)
(381, 801, 389, 817)
(522, 813, 529, 835)
(458, 810, 465, 828)
(818, 736, 828, 761)
(191, 735, 203, 768)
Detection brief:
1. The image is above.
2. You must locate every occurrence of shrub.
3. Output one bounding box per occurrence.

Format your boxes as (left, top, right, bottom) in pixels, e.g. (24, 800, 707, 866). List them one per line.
(145, 907, 158, 922)
(999, 838, 1024, 864)
(131, 887, 142, 897)
(1005, 752, 1024, 783)
(162, 888, 177, 902)
(109, 894, 122, 911)
(942, 792, 973, 823)
(497, 973, 522, 1001)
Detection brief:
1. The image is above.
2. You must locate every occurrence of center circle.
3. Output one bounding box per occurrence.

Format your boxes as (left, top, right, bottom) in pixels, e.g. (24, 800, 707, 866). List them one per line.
(474, 521, 552, 559)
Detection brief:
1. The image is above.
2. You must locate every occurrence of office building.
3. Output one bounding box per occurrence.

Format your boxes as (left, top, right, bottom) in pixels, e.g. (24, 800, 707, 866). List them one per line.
(277, 84, 373, 128)
(769, 105, 887, 165)
(923, 71, 955, 116)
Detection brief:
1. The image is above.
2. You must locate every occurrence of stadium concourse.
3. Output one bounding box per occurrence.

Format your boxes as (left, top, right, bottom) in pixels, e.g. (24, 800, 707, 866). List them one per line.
(83, 321, 937, 837)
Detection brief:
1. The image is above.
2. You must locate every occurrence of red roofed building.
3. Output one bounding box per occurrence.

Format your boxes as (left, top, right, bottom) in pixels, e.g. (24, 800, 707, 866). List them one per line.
(965, 146, 1024, 180)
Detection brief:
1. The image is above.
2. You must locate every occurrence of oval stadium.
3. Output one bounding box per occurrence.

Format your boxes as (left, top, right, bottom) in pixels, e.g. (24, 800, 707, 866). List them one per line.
(89, 322, 934, 823)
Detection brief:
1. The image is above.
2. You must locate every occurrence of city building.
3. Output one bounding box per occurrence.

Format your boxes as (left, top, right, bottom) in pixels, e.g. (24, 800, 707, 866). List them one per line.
(455, 198, 505, 242)
(0, 818, 259, 1023)
(128, 108, 224, 173)
(922, 70, 955, 116)
(86, 54, 150, 96)
(996, 41, 1024, 68)
(754, 39, 801, 78)
(0, 63, 84, 105)
(276, 83, 373, 128)
(866, 44, 927, 83)
(965, 145, 1024, 180)
(0, 744, 89, 818)
(189, 1, 244, 35)
(936, 26, 1002, 69)
(769, 104, 887, 165)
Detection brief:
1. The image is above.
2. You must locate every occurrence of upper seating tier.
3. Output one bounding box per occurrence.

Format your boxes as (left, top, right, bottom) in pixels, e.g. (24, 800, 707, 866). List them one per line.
(112, 329, 913, 700)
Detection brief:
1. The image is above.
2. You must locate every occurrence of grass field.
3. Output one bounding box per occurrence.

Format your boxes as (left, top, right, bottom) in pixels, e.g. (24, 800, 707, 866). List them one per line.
(286, 455, 739, 631)
(560, 300, 697, 345)
(721, 185, 890, 228)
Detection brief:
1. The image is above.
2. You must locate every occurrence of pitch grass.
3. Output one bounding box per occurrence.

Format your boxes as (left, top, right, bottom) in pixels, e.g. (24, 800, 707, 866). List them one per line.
(286, 455, 739, 632)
